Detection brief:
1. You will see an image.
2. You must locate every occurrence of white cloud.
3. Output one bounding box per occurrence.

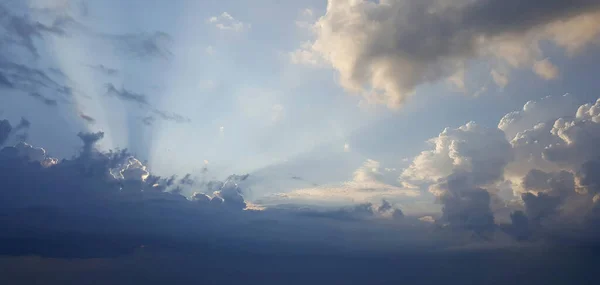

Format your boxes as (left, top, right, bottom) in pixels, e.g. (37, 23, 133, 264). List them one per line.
(265, 160, 420, 206)
(344, 143, 350, 152)
(110, 157, 150, 182)
(402, 121, 511, 187)
(205, 46, 215, 55)
(207, 12, 250, 32)
(292, 0, 600, 108)
(498, 94, 580, 140)
(533, 59, 559, 80)
(491, 70, 508, 88)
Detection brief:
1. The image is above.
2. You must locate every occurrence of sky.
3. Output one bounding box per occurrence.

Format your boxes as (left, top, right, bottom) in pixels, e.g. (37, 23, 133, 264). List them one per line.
(1, 0, 600, 284)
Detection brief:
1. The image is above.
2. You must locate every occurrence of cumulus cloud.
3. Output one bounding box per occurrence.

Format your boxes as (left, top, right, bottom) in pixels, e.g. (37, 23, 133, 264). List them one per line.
(207, 12, 249, 32)
(520, 169, 576, 224)
(400, 95, 600, 238)
(402, 121, 511, 186)
(293, 0, 600, 107)
(498, 94, 580, 140)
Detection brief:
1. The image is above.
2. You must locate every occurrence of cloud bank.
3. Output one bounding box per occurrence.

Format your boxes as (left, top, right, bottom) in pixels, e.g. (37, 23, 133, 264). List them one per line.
(402, 94, 600, 239)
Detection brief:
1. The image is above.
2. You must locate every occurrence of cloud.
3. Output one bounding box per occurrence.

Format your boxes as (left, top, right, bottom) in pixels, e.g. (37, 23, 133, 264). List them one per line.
(151, 109, 191, 124)
(207, 12, 249, 32)
(0, 3, 73, 57)
(0, 60, 72, 106)
(0, 120, 12, 145)
(28, 92, 59, 106)
(520, 169, 576, 223)
(490, 70, 508, 89)
(402, 121, 511, 186)
(105, 83, 149, 105)
(79, 112, 96, 124)
(106, 31, 173, 59)
(86, 64, 119, 76)
(533, 58, 559, 80)
(498, 94, 580, 140)
(3, 118, 600, 283)
(293, 0, 600, 108)
(265, 159, 420, 206)
(104, 84, 190, 125)
(399, 95, 600, 238)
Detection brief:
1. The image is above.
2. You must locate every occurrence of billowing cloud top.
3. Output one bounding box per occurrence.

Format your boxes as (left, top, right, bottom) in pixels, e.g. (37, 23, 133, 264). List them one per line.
(293, 0, 600, 107)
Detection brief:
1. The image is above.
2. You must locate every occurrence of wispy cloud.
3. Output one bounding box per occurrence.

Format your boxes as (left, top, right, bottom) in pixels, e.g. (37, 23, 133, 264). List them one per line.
(207, 12, 250, 32)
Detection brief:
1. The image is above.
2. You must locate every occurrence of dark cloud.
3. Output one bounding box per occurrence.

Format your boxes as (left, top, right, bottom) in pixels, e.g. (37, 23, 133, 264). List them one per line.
(0, 118, 29, 145)
(104, 84, 190, 125)
(142, 116, 155, 126)
(79, 113, 96, 124)
(0, 121, 600, 284)
(28, 92, 58, 106)
(0, 119, 12, 145)
(86, 64, 119, 76)
(576, 158, 600, 195)
(179, 173, 194, 186)
(0, 60, 71, 107)
(77, 131, 104, 156)
(0, 3, 73, 58)
(151, 109, 191, 123)
(106, 31, 173, 60)
(0, 72, 13, 88)
(438, 173, 496, 234)
(105, 83, 148, 105)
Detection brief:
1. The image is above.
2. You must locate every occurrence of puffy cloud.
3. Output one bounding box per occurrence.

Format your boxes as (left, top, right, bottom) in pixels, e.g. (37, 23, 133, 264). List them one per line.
(402, 121, 511, 186)
(15, 142, 47, 162)
(207, 12, 249, 32)
(576, 158, 600, 195)
(435, 173, 496, 233)
(110, 156, 150, 182)
(520, 169, 576, 223)
(77, 131, 104, 156)
(533, 59, 559, 80)
(213, 175, 249, 210)
(401, 121, 513, 232)
(293, 0, 600, 107)
(498, 94, 580, 140)
(543, 99, 600, 167)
